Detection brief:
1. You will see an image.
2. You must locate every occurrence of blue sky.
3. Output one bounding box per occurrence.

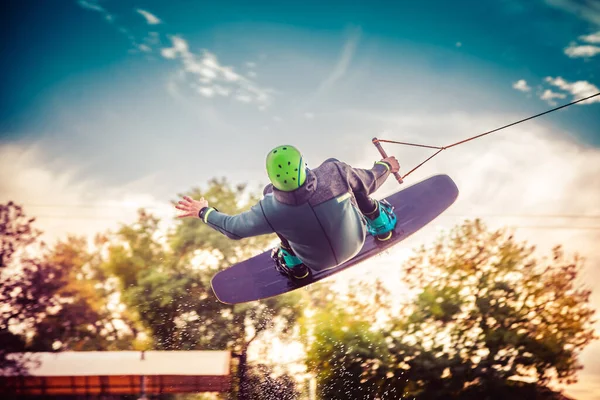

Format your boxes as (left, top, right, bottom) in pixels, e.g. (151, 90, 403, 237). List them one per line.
(1, 1, 599, 196)
(1, 1, 600, 397)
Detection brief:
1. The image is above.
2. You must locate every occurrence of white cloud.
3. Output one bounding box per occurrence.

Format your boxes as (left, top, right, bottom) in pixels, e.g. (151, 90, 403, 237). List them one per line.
(77, 0, 104, 13)
(564, 44, 600, 58)
(78, 5, 271, 109)
(160, 36, 188, 59)
(317, 27, 361, 94)
(161, 48, 177, 59)
(304, 112, 315, 119)
(221, 67, 240, 82)
(580, 31, 600, 44)
(79, 0, 163, 56)
(0, 144, 173, 245)
(197, 87, 215, 97)
(455, 42, 462, 47)
(540, 89, 567, 105)
(512, 79, 531, 92)
(199, 67, 218, 80)
(160, 36, 273, 107)
(202, 53, 220, 70)
(77, 0, 116, 24)
(136, 9, 161, 25)
(184, 62, 203, 74)
(213, 85, 231, 97)
(545, 76, 600, 104)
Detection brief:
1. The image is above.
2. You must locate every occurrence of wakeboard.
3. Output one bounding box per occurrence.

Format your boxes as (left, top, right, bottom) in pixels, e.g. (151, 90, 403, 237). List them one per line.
(211, 174, 459, 304)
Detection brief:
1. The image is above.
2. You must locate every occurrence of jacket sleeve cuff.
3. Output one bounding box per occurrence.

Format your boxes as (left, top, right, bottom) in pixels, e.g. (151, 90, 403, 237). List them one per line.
(198, 207, 216, 223)
(374, 161, 391, 174)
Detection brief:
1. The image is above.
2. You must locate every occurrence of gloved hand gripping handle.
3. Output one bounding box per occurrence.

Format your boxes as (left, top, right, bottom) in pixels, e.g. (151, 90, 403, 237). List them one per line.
(372, 137, 403, 184)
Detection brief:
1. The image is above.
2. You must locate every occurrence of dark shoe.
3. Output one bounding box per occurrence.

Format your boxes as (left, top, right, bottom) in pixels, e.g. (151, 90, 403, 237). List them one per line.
(271, 247, 310, 280)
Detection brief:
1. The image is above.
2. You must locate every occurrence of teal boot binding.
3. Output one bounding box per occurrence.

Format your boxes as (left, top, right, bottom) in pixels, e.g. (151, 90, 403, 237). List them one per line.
(271, 247, 310, 279)
(365, 200, 397, 241)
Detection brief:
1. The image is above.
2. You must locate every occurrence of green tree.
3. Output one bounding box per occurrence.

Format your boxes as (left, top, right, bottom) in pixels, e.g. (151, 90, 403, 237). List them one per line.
(0, 202, 129, 374)
(0, 201, 38, 373)
(102, 209, 186, 350)
(304, 281, 399, 400)
(392, 219, 596, 398)
(304, 219, 596, 399)
(306, 307, 393, 399)
(30, 234, 136, 351)
(102, 178, 304, 397)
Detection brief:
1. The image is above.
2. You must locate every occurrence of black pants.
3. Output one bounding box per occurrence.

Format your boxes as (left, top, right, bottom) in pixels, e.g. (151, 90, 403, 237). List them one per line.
(277, 191, 377, 252)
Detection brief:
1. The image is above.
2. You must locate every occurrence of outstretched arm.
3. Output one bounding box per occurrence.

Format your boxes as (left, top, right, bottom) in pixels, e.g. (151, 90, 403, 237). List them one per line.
(335, 156, 400, 196)
(175, 196, 274, 240)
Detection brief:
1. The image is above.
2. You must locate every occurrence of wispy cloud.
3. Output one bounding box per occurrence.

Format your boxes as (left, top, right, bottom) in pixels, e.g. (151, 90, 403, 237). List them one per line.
(540, 89, 567, 105)
(77, 0, 103, 13)
(544, 0, 600, 26)
(580, 31, 600, 43)
(77, 0, 113, 22)
(544, 76, 600, 104)
(0, 144, 173, 245)
(564, 31, 600, 58)
(160, 36, 274, 108)
(136, 9, 161, 25)
(512, 79, 531, 92)
(77, 2, 272, 109)
(197, 86, 215, 97)
(317, 27, 361, 94)
(212, 85, 231, 97)
(160, 36, 188, 59)
(564, 44, 600, 58)
(77, 0, 153, 54)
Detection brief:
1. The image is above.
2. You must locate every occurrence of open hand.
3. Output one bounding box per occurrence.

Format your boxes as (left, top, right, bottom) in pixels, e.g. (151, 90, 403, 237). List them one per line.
(175, 196, 209, 219)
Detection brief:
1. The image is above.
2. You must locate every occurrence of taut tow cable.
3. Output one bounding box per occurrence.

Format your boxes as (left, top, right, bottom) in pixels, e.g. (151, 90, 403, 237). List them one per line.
(373, 92, 600, 182)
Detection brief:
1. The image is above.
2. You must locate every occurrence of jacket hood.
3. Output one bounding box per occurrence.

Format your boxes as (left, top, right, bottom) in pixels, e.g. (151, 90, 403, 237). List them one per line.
(272, 169, 317, 206)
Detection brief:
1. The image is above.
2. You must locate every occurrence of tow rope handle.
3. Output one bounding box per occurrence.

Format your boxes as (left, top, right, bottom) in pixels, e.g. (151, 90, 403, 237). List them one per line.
(372, 137, 403, 184)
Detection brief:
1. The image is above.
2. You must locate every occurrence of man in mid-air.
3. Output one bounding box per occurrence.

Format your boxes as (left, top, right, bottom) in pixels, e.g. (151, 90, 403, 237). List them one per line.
(175, 145, 399, 279)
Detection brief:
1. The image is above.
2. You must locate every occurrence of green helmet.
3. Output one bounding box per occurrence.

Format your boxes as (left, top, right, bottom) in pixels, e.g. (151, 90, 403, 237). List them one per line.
(265, 145, 307, 191)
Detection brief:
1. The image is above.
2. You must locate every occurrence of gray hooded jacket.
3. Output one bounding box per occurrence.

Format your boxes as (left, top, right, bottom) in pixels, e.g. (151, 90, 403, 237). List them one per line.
(201, 158, 391, 271)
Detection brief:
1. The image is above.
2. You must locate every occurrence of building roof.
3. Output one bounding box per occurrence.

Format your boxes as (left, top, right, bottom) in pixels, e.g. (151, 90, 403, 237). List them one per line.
(2, 351, 231, 377)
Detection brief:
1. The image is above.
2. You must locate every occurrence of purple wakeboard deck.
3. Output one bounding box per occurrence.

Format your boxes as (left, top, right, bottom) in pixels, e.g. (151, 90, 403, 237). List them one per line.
(211, 174, 459, 304)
